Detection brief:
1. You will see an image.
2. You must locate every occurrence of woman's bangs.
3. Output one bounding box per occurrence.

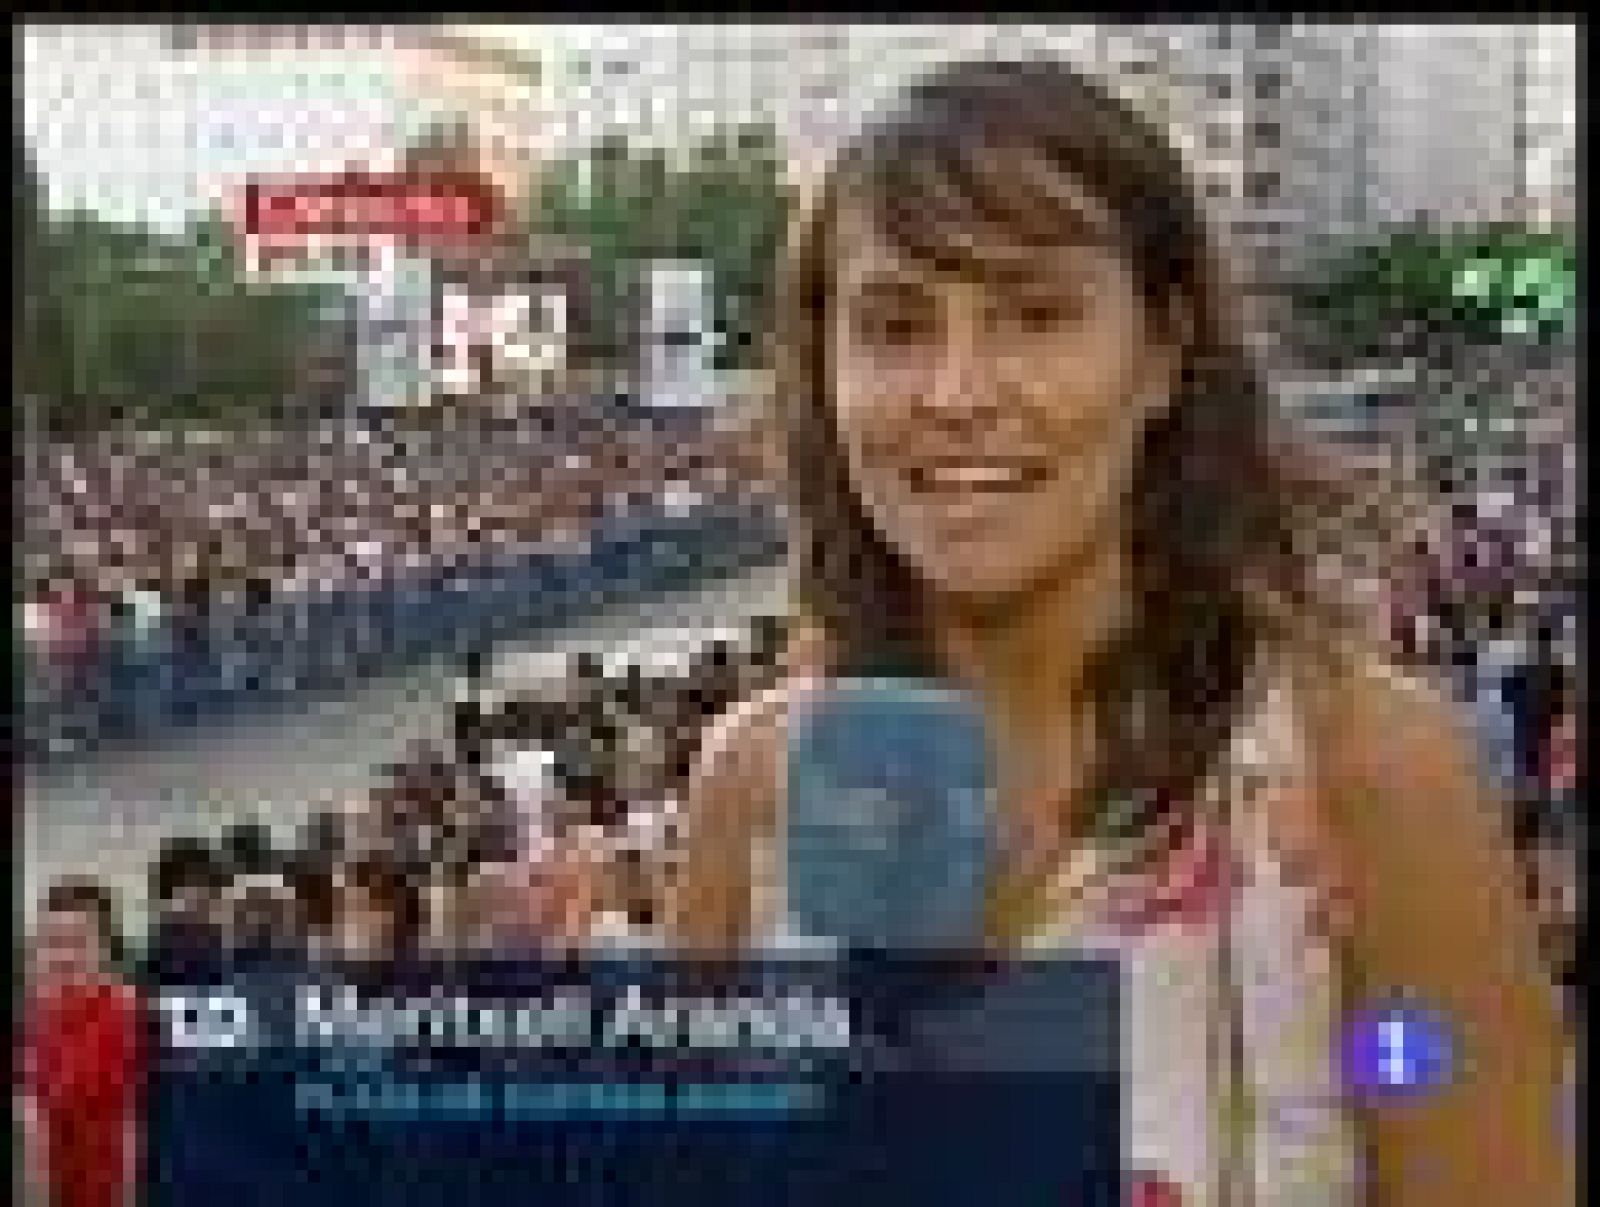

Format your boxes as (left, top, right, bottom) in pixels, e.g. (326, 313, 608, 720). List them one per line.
(852, 127, 1117, 284)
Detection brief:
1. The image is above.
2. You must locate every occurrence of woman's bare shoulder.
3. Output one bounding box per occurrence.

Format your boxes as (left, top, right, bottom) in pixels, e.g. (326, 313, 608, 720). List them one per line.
(1281, 632, 1469, 774)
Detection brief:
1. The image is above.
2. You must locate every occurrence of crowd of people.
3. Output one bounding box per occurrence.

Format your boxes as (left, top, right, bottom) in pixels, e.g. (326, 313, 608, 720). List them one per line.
(21, 476, 1583, 1204)
(1376, 365, 1583, 981)
(18, 382, 1582, 1207)
(19, 617, 788, 1205)
(21, 593, 1581, 1201)
(20, 404, 771, 684)
(119, 617, 785, 969)
(28, 574, 1581, 975)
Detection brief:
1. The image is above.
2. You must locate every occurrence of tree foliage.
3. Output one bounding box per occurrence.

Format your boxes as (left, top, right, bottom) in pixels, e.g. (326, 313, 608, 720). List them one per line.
(528, 123, 794, 371)
(1289, 221, 1577, 363)
(16, 153, 338, 435)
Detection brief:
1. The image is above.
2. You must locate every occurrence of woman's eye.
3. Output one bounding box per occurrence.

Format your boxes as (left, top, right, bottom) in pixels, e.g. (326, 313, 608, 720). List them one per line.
(998, 297, 1084, 332)
(853, 312, 935, 346)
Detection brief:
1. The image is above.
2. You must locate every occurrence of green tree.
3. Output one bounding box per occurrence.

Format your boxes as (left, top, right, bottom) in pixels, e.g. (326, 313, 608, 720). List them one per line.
(529, 123, 793, 372)
(19, 197, 332, 435)
(1290, 220, 1577, 363)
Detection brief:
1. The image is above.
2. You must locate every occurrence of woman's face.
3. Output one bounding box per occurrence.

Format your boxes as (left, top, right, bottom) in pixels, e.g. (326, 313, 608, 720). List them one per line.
(829, 187, 1179, 600)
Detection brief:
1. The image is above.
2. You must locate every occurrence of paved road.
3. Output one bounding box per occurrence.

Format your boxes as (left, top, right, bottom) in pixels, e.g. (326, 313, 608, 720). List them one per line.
(20, 563, 791, 933)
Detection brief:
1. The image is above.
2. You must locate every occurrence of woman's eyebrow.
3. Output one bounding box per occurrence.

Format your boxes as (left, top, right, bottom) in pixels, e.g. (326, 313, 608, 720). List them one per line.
(841, 271, 935, 303)
(979, 259, 1103, 295)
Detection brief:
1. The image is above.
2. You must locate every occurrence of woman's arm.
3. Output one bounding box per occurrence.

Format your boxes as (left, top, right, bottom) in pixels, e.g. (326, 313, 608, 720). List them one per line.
(663, 685, 789, 955)
(1302, 652, 1574, 1205)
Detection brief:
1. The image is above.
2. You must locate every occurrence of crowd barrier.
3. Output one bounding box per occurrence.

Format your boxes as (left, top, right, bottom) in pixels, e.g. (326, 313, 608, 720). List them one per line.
(22, 501, 786, 762)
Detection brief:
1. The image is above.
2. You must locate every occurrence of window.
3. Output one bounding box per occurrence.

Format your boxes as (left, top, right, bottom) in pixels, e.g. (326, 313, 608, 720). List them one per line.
(1254, 70, 1284, 101)
(1250, 120, 1283, 149)
(1244, 170, 1281, 202)
(1206, 73, 1237, 102)
(1233, 218, 1286, 238)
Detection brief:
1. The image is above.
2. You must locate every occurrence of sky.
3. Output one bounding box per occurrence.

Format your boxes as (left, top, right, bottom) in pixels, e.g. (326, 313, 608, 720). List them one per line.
(20, 23, 426, 233)
(19, 23, 827, 232)
(21, 22, 1576, 236)
(19, 22, 1097, 231)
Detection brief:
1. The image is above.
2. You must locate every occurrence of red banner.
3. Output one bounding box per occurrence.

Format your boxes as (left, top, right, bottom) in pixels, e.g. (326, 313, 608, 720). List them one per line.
(237, 170, 501, 246)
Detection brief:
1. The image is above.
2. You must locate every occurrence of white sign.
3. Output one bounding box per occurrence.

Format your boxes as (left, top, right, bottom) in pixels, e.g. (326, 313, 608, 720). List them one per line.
(437, 284, 568, 396)
(643, 260, 718, 408)
(358, 248, 435, 409)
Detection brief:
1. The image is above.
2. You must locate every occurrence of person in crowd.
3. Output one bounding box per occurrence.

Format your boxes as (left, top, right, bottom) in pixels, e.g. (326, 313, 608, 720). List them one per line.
(298, 809, 349, 870)
(747, 614, 790, 677)
(602, 682, 688, 938)
(146, 835, 229, 971)
(1540, 666, 1583, 826)
(553, 690, 633, 833)
(326, 858, 426, 968)
(1527, 657, 1583, 1014)
(212, 821, 299, 962)
(283, 855, 339, 966)
(1507, 620, 1574, 817)
(285, 809, 354, 960)
(568, 650, 609, 700)
(655, 55, 1570, 1204)
(20, 881, 144, 1207)
(37, 569, 107, 678)
(445, 853, 600, 954)
(1464, 598, 1531, 799)
(367, 748, 453, 858)
(437, 762, 532, 949)
(219, 821, 278, 882)
(683, 637, 747, 729)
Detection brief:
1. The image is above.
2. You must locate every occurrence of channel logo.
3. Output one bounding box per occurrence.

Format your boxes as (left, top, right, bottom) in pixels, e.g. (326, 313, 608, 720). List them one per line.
(1339, 1002, 1456, 1102)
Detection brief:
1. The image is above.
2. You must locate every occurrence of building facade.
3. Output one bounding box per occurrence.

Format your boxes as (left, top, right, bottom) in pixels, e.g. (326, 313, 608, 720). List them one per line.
(419, 23, 1576, 347)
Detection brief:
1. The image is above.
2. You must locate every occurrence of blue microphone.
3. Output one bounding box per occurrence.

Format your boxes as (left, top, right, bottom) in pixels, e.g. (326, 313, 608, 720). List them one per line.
(785, 679, 994, 950)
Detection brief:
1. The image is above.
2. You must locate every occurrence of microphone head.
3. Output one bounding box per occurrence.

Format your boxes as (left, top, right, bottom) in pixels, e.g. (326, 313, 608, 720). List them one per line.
(786, 679, 993, 950)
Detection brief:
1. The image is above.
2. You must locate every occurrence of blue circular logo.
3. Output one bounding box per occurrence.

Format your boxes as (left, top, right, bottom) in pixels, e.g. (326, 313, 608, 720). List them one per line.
(1340, 1003, 1456, 1101)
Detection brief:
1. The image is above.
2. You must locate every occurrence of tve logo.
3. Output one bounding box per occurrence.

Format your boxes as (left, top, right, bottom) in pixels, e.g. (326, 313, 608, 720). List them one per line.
(1340, 1002, 1456, 1101)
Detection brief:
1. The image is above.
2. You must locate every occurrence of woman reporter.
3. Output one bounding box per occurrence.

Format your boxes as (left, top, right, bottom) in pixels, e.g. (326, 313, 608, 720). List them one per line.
(665, 57, 1571, 1206)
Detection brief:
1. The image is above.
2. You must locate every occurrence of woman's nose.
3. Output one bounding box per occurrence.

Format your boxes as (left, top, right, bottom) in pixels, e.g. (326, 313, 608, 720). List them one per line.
(926, 321, 1003, 429)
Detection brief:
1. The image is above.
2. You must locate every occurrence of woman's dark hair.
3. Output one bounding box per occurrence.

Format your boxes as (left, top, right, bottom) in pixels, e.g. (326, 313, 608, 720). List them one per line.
(41, 878, 127, 969)
(774, 56, 1373, 853)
